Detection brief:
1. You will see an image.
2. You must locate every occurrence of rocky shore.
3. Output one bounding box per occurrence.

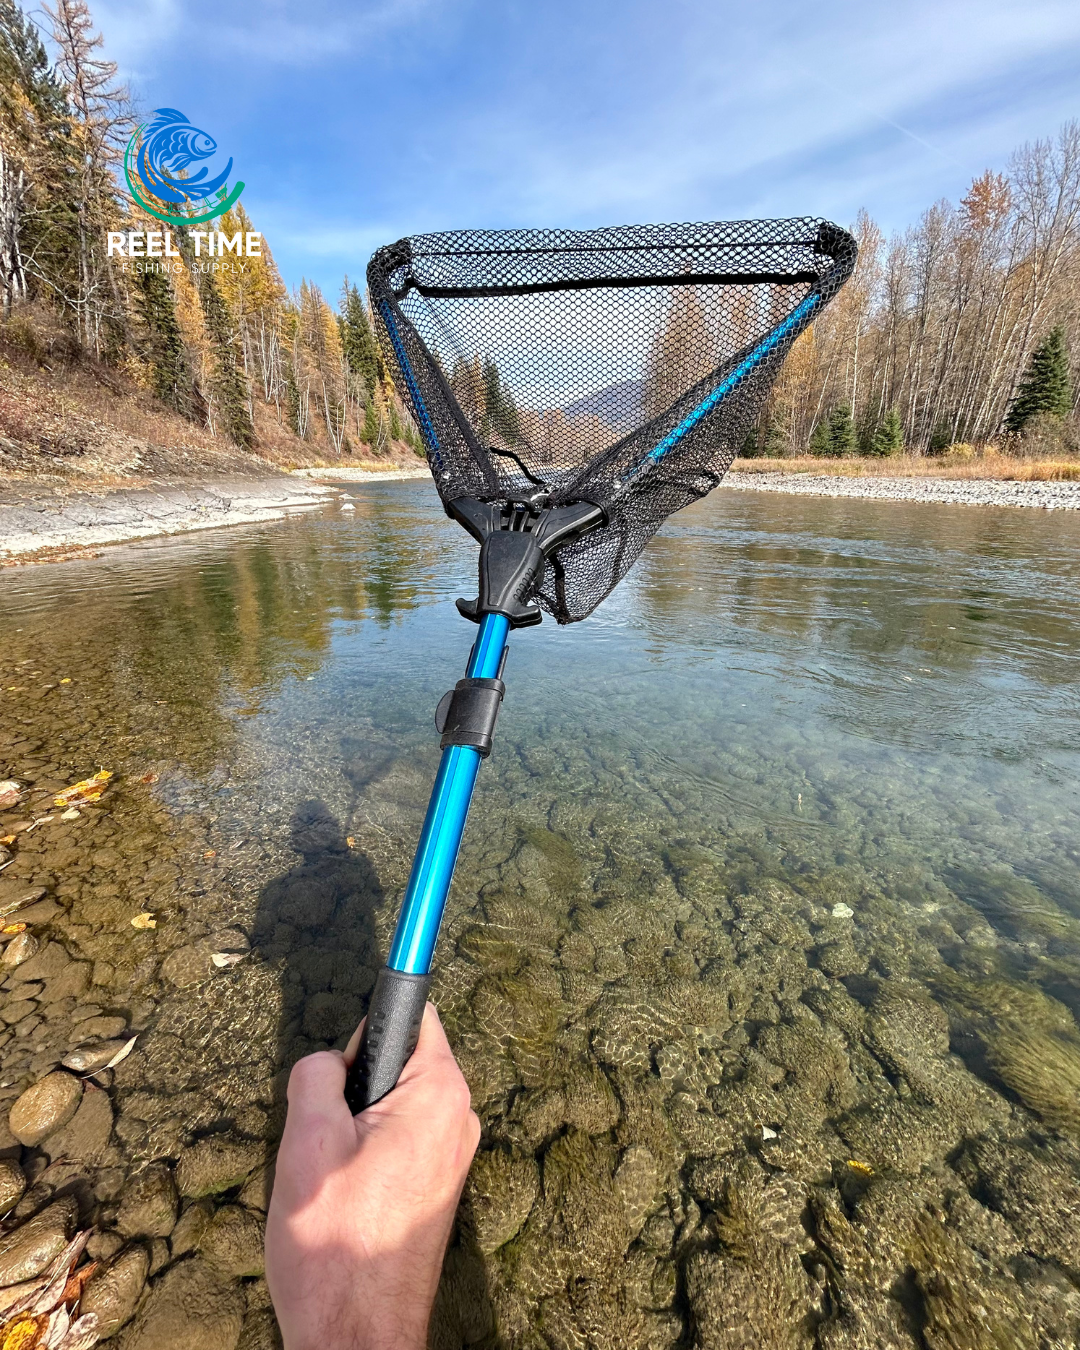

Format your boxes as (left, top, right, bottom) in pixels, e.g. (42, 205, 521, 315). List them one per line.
(0, 478, 335, 563)
(725, 471, 1080, 510)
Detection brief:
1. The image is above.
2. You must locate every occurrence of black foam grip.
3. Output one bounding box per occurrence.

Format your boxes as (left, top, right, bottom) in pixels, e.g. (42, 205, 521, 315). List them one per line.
(344, 967, 432, 1111)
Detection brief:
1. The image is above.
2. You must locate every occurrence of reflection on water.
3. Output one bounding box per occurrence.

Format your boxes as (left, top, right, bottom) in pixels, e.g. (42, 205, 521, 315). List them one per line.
(1, 483, 1079, 1348)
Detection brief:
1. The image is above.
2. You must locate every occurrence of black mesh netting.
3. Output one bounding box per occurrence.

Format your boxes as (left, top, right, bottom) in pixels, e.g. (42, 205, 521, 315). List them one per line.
(367, 218, 857, 623)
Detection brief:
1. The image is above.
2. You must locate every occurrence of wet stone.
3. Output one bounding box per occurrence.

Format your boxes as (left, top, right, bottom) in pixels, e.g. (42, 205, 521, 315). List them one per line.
(67, 1015, 127, 1045)
(199, 1204, 265, 1278)
(170, 1198, 214, 1256)
(116, 1163, 178, 1239)
(0, 1195, 75, 1286)
(81, 1242, 150, 1339)
(0, 1158, 26, 1213)
(175, 1133, 264, 1199)
(62, 1039, 130, 1074)
(42, 1081, 113, 1162)
(117, 1258, 245, 1350)
(8, 1070, 82, 1146)
(1, 933, 40, 968)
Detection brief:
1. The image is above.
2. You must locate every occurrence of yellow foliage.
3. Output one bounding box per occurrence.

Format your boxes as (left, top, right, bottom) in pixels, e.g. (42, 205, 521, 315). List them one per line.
(54, 769, 113, 806)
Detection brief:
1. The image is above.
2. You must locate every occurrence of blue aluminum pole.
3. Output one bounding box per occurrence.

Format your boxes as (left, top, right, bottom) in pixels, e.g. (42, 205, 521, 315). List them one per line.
(386, 610, 510, 975)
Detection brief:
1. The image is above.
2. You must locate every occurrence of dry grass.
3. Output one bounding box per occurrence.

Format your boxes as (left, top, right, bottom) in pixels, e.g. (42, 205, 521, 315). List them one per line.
(730, 452, 1080, 482)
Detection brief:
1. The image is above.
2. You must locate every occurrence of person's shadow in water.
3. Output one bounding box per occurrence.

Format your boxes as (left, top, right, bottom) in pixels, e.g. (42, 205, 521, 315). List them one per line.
(254, 798, 498, 1350)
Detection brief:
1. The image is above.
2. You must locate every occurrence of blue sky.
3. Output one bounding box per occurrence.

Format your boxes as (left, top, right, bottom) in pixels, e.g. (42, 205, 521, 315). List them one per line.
(90, 0, 1080, 297)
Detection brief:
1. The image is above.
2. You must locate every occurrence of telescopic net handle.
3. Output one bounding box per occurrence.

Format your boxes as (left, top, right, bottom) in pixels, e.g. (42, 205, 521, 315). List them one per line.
(344, 967, 431, 1111)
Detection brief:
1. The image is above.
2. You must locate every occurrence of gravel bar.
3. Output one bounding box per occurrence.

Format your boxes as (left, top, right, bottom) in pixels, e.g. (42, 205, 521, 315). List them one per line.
(0, 477, 335, 560)
(725, 472, 1080, 510)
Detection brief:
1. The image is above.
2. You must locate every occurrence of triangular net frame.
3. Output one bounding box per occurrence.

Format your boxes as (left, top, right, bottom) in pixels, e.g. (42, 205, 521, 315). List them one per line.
(367, 219, 857, 623)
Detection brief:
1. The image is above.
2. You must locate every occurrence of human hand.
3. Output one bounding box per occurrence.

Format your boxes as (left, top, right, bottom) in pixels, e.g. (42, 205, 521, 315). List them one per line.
(266, 1004, 480, 1350)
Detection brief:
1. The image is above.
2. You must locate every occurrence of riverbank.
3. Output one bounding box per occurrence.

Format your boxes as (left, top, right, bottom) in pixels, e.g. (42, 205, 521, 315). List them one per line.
(724, 471, 1080, 510)
(0, 477, 335, 564)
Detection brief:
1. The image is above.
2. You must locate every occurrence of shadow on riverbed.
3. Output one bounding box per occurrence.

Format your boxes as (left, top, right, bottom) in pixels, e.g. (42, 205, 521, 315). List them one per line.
(252, 798, 498, 1349)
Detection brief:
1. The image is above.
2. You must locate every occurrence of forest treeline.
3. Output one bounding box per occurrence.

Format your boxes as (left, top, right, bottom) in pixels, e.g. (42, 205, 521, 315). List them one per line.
(0, 0, 420, 458)
(1, 0, 1078, 462)
(752, 131, 1080, 458)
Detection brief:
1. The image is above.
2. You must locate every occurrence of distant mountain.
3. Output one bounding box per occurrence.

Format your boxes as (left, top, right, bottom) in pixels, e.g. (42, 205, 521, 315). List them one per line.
(563, 378, 643, 432)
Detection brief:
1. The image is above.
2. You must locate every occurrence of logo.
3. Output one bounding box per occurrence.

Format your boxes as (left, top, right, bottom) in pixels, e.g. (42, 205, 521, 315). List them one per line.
(124, 108, 245, 226)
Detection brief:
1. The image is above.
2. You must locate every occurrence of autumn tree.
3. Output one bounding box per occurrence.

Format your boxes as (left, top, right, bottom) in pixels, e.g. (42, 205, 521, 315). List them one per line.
(645, 285, 713, 420)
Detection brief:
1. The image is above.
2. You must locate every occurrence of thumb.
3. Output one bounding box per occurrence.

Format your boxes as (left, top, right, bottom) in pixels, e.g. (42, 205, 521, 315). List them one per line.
(284, 1049, 352, 1132)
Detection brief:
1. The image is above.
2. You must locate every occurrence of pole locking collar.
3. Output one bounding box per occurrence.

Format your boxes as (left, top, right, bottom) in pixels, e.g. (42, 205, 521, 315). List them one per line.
(434, 677, 506, 757)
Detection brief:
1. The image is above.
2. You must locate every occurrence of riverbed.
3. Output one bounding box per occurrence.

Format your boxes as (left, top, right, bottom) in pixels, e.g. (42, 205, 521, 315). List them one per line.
(0, 482, 1078, 1348)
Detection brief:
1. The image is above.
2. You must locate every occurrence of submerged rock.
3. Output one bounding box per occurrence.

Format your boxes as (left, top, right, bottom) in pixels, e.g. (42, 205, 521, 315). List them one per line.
(81, 1242, 150, 1339)
(0, 1195, 75, 1286)
(119, 1258, 244, 1350)
(199, 1204, 265, 1278)
(467, 1149, 539, 1254)
(0, 1158, 26, 1213)
(176, 1134, 264, 1198)
(8, 1070, 82, 1146)
(116, 1163, 178, 1238)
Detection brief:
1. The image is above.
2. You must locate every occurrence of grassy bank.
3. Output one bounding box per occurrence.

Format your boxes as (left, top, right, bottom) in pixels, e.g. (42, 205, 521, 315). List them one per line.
(731, 452, 1080, 481)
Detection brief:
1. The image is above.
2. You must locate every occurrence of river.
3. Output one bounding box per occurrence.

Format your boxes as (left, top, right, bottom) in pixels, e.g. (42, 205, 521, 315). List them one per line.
(1, 481, 1078, 1348)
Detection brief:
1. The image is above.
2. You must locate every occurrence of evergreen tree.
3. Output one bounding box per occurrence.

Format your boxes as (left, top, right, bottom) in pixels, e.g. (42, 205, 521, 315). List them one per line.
(808, 415, 833, 457)
(339, 281, 379, 396)
(197, 262, 253, 448)
(828, 402, 857, 457)
(362, 395, 379, 449)
(136, 263, 190, 415)
(481, 357, 520, 442)
(1006, 326, 1073, 432)
(870, 406, 904, 457)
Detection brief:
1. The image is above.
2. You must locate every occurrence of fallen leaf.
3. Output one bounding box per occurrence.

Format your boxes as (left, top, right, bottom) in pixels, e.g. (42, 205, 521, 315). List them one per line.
(2, 924, 26, 935)
(0, 1315, 41, 1350)
(43, 1304, 70, 1348)
(0, 836, 14, 846)
(846, 1159, 874, 1175)
(59, 809, 80, 821)
(203, 850, 216, 858)
(101, 1035, 137, 1071)
(53, 771, 112, 808)
(130, 913, 156, 929)
(346, 836, 356, 847)
(54, 1312, 99, 1350)
(211, 952, 245, 968)
(138, 772, 158, 785)
(0, 782, 20, 810)
(59, 679, 71, 685)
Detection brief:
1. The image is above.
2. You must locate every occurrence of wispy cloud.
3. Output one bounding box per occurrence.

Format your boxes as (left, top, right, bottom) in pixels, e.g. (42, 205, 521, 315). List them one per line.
(88, 0, 1080, 292)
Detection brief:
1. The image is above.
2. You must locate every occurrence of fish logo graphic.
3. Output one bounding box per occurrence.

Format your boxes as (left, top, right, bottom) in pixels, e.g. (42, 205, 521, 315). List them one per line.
(124, 108, 245, 225)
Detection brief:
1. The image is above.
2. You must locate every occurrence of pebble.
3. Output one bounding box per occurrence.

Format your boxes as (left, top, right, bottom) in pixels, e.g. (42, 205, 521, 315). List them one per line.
(8, 1071, 83, 1146)
(832, 903, 855, 919)
(0, 1195, 75, 1286)
(66, 1015, 127, 1046)
(81, 1243, 150, 1339)
(116, 1163, 178, 1239)
(0, 932, 40, 968)
(724, 472, 1080, 510)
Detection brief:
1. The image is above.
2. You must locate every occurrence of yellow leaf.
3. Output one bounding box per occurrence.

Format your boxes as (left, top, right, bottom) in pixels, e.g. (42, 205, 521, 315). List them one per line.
(846, 1159, 874, 1175)
(130, 913, 157, 929)
(54, 770, 113, 808)
(59, 678, 71, 684)
(1, 1317, 42, 1350)
(2, 923, 26, 935)
(346, 836, 356, 847)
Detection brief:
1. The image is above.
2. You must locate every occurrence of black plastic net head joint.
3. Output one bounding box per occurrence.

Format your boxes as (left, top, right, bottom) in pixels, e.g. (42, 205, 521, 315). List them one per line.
(368, 217, 857, 624)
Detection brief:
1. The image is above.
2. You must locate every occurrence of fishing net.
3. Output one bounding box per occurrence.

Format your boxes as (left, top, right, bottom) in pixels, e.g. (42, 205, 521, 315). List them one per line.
(367, 218, 857, 623)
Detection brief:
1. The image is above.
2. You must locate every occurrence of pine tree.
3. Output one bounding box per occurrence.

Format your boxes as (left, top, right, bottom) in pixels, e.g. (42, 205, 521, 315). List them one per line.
(362, 395, 379, 449)
(339, 281, 379, 395)
(1006, 326, 1073, 432)
(197, 262, 253, 448)
(828, 402, 857, 457)
(870, 406, 904, 457)
(136, 262, 190, 415)
(808, 415, 833, 457)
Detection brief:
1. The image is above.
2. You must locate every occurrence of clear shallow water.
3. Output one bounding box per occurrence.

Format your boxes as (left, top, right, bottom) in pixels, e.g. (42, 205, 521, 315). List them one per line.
(1, 483, 1079, 1348)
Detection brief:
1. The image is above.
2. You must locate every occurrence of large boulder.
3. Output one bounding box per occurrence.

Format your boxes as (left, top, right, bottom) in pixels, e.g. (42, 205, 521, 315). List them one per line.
(8, 1071, 83, 1147)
